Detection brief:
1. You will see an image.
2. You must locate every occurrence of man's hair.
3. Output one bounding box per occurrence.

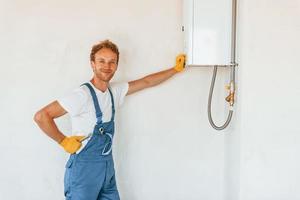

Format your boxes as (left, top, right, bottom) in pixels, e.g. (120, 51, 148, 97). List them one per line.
(90, 39, 119, 63)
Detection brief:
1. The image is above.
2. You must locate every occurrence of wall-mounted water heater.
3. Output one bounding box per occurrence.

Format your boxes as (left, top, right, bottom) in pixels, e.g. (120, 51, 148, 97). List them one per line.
(182, 0, 238, 130)
(183, 0, 233, 66)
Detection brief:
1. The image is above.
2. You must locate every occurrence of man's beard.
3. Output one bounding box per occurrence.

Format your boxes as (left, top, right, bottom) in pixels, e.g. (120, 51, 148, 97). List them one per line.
(95, 71, 115, 83)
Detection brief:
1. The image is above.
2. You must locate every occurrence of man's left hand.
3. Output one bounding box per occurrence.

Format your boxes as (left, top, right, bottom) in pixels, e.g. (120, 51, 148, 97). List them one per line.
(174, 54, 186, 72)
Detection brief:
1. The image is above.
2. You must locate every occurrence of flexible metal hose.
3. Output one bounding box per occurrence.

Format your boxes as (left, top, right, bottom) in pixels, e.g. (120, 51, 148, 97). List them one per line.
(207, 0, 237, 130)
(208, 66, 233, 130)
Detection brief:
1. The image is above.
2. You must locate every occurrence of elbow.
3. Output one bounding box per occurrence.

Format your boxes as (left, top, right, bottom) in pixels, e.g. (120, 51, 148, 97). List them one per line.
(34, 109, 48, 124)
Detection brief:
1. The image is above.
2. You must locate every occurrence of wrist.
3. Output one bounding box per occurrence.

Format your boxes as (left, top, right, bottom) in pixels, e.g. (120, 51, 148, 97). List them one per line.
(173, 65, 183, 72)
(58, 135, 67, 145)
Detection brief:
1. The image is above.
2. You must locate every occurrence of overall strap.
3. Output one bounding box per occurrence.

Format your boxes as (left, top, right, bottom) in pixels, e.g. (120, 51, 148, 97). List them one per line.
(81, 83, 103, 124)
(107, 87, 115, 121)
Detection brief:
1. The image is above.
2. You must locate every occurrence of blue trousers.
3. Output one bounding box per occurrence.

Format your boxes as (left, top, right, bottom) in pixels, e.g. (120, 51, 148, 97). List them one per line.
(64, 155, 120, 200)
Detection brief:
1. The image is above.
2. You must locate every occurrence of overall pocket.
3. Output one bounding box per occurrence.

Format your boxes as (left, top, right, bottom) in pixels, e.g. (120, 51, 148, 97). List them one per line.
(64, 156, 74, 199)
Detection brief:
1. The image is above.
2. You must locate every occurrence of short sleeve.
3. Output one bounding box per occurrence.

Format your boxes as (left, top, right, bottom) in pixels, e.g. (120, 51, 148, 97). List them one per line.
(110, 82, 129, 107)
(57, 87, 88, 117)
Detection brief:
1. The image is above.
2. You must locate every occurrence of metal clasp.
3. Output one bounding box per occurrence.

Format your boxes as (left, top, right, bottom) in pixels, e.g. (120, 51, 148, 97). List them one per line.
(99, 127, 104, 134)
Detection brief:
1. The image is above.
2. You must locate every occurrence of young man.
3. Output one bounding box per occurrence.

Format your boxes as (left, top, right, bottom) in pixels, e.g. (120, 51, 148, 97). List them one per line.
(34, 39, 185, 200)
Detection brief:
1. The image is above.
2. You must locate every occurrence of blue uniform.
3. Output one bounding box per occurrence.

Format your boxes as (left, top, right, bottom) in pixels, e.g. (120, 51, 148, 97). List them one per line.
(64, 83, 120, 200)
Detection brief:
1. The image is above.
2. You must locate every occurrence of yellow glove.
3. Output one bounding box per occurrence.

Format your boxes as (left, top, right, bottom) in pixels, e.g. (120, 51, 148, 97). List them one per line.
(173, 54, 186, 72)
(59, 136, 85, 154)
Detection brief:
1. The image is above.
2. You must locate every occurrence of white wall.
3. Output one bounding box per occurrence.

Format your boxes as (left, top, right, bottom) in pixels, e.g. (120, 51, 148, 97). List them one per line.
(0, 0, 224, 199)
(236, 0, 300, 199)
(1, 0, 300, 200)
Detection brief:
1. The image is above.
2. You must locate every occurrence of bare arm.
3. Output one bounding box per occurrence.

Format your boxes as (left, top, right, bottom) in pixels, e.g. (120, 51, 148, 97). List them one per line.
(127, 54, 186, 95)
(34, 101, 67, 143)
(127, 67, 178, 95)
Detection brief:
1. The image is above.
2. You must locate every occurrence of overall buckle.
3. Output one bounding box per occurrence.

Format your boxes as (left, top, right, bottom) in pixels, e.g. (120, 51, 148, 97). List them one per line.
(99, 127, 104, 134)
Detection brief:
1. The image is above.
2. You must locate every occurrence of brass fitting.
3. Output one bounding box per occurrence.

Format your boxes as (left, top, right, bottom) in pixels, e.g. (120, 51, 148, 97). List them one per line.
(225, 92, 235, 106)
(225, 81, 235, 106)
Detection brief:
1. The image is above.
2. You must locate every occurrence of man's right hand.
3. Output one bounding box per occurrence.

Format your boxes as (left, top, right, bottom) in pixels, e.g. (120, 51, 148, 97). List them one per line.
(59, 136, 85, 154)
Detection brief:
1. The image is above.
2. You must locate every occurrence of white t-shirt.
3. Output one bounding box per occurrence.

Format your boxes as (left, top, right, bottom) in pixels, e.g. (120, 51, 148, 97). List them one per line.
(57, 81, 129, 152)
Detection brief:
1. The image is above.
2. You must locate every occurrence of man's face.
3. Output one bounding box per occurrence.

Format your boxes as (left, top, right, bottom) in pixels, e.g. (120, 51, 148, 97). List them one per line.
(91, 48, 118, 83)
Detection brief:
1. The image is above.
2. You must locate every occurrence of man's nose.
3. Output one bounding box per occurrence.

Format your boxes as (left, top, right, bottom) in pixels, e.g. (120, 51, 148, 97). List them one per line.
(102, 62, 110, 68)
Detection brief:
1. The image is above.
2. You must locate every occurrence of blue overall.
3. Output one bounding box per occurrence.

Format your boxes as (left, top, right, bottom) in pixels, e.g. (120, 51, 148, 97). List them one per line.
(64, 83, 120, 200)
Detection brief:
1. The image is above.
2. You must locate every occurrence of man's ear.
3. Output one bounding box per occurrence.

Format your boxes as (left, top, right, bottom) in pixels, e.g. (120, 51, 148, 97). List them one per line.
(90, 61, 95, 71)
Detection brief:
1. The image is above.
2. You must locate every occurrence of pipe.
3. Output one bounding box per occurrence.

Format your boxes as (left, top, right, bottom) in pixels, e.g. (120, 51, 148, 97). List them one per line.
(207, 0, 237, 130)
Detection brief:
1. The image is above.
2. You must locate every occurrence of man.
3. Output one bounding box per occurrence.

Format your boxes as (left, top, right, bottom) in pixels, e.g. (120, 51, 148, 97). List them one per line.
(34, 39, 185, 200)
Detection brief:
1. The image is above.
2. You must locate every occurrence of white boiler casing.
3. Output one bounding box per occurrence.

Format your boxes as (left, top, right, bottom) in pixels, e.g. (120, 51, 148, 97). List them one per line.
(183, 0, 232, 66)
